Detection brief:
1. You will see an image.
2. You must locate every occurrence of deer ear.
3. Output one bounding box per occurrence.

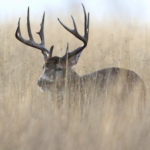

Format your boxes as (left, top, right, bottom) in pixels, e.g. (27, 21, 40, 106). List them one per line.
(62, 43, 83, 68)
(67, 51, 82, 67)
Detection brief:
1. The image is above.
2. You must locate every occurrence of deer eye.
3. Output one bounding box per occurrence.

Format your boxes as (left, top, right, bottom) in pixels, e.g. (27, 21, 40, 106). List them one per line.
(55, 67, 63, 71)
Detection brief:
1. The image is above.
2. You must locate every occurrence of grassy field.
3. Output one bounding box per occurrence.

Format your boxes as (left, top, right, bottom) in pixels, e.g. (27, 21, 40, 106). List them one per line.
(1, 12, 150, 149)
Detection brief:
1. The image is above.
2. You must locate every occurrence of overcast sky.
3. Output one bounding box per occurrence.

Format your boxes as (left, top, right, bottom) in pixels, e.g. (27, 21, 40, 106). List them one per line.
(1, 0, 150, 22)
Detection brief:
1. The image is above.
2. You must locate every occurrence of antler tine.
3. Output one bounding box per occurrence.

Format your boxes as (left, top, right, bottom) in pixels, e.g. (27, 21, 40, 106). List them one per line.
(82, 3, 89, 41)
(15, 7, 51, 57)
(49, 45, 54, 58)
(27, 7, 33, 41)
(82, 4, 87, 37)
(37, 12, 45, 46)
(71, 16, 78, 34)
(15, 18, 21, 38)
(87, 13, 90, 38)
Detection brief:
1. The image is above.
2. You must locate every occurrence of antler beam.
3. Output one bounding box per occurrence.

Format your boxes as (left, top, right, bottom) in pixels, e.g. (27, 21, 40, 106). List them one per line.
(58, 4, 90, 59)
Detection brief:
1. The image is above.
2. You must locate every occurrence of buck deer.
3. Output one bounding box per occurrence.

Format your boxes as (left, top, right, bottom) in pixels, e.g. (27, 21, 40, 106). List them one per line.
(15, 4, 146, 110)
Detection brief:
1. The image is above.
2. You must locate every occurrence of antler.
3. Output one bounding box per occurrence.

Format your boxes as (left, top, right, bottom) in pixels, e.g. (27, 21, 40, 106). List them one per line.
(15, 7, 54, 60)
(58, 4, 89, 59)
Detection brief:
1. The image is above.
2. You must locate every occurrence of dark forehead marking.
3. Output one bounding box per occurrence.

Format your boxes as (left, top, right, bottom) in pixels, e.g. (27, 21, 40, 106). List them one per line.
(46, 56, 60, 64)
(45, 56, 62, 68)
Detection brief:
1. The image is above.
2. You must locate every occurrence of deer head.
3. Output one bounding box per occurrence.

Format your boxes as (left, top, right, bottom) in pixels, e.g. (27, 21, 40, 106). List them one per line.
(15, 4, 89, 92)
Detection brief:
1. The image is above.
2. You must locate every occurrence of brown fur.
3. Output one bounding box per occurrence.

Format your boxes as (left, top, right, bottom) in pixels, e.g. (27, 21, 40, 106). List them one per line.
(38, 56, 146, 112)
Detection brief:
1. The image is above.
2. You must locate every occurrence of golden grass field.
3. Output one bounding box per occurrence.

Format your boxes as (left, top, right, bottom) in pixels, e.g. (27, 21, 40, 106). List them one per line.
(1, 11, 150, 149)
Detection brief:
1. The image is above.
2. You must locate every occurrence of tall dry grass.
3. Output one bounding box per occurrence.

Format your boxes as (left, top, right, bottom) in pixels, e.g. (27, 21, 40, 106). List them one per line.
(0, 13, 150, 150)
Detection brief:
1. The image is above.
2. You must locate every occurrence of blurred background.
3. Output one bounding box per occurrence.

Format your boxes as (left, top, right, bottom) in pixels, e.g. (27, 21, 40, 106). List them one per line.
(1, 0, 150, 22)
